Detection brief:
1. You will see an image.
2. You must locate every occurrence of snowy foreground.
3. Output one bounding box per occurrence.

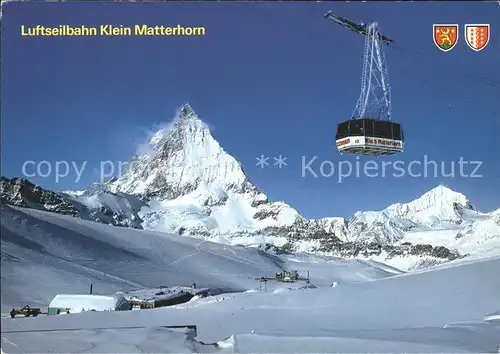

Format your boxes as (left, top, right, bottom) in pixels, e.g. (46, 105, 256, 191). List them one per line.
(1, 205, 399, 311)
(2, 256, 500, 353)
(2, 205, 500, 352)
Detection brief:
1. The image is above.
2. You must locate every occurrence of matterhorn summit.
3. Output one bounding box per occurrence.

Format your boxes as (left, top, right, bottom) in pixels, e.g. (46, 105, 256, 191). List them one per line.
(107, 103, 256, 201)
(100, 103, 307, 237)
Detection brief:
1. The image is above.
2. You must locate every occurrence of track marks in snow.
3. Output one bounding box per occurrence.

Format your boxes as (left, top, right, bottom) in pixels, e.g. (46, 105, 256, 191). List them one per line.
(1, 335, 18, 348)
(167, 239, 208, 267)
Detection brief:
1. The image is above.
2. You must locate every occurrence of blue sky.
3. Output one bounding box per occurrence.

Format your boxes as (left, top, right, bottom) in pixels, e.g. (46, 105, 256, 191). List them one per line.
(2, 2, 499, 218)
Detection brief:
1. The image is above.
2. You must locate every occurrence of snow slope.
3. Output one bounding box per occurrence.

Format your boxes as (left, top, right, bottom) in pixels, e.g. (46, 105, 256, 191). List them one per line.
(0, 204, 397, 312)
(2, 255, 499, 353)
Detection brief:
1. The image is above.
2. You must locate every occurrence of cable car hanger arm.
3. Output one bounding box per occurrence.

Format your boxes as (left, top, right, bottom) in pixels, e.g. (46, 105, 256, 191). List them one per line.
(324, 11, 394, 45)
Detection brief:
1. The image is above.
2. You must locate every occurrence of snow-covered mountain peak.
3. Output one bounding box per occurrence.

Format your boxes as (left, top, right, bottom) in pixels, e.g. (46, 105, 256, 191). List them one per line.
(386, 185, 475, 227)
(147, 103, 206, 151)
(178, 102, 198, 119)
(106, 104, 254, 201)
(415, 185, 471, 207)
(345, 185, 484, 245)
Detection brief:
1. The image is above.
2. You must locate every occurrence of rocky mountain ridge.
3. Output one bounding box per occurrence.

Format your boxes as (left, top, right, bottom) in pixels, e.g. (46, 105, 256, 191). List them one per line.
(0, 175, 467, 270)
(2, 103, 499, 270)
(0, 174, 473, 264)
(0, 176, 145, 229)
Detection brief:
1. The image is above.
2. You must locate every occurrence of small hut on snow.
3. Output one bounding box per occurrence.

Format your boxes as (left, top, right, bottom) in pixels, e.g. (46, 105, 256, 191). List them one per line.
(48, 294, 131, 315)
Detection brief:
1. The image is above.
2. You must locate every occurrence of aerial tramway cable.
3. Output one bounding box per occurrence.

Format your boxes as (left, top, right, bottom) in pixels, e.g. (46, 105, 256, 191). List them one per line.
(386, 44, 499, 116)
(260, 6, 498, 117)
(391, 43, 500, 89)
(321, 11, 499, 118)
(322, 11, 499, 117)
(389, 45, 499, 90)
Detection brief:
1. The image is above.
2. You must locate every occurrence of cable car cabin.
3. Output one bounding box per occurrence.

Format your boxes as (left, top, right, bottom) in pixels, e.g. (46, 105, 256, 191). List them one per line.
(335, 118, 404, 156)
